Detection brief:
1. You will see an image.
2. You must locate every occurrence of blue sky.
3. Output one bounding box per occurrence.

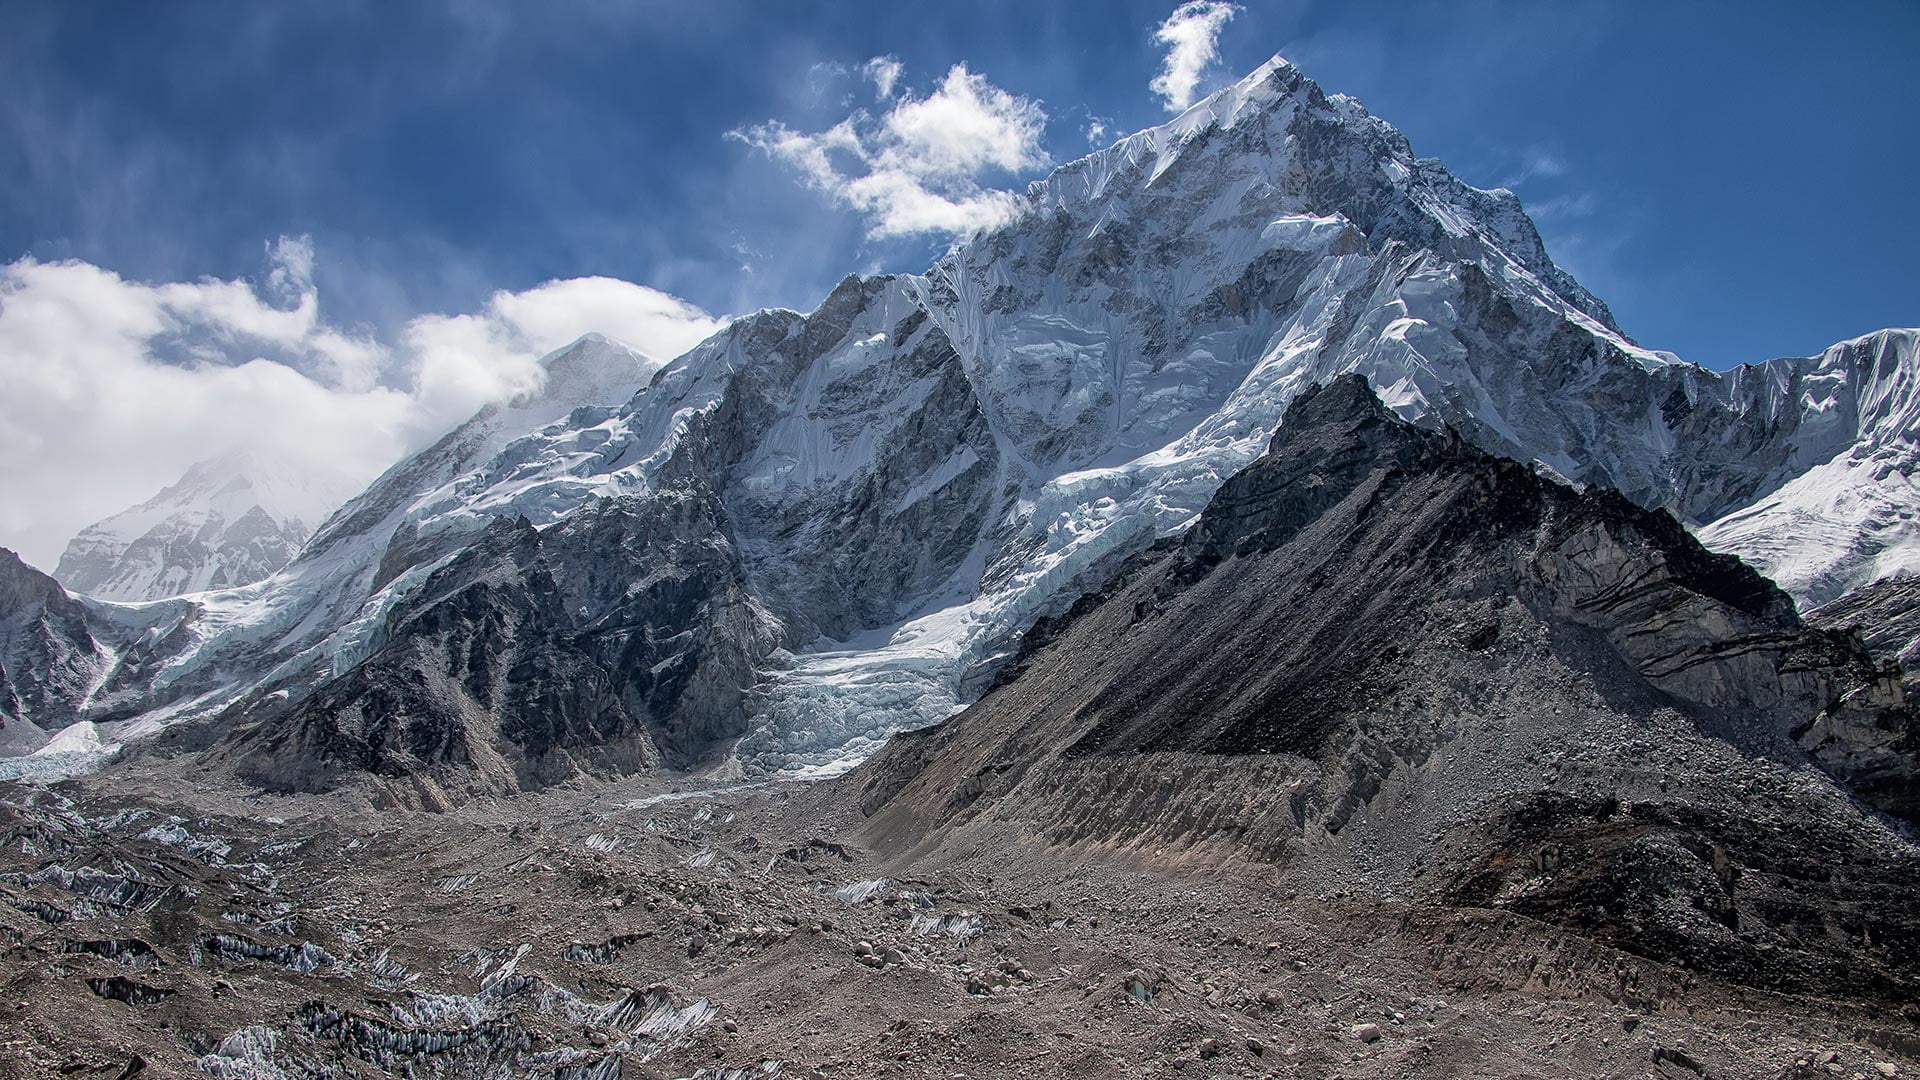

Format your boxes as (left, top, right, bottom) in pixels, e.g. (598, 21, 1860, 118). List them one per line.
(0, 0, 1914, 564)
(6, 1, 1914, 363)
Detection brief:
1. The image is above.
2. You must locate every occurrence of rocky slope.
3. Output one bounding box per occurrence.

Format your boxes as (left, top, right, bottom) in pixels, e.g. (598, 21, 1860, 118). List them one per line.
(3, 57, 1917, 791)
(54, 450, 350, 603)
(0, 550, 112, 754)
(855, 377, 1919, 1000)
(10, 778, 1916, 1080)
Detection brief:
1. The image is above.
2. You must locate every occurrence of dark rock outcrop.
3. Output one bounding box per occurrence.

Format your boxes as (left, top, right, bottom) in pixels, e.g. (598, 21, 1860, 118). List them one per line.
(1810, 576, 1920, 680)
(1802, 578, 1920, 819)
(0, 549, 110, 751)
(855, 377, 1920, 1000)
(219, 494, 778, 797)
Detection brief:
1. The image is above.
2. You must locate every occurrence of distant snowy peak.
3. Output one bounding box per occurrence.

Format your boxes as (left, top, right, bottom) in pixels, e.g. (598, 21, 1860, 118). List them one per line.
(52, 334, 656, 608)
(54, 450, 349, 602)
(294, 331, 660, 567)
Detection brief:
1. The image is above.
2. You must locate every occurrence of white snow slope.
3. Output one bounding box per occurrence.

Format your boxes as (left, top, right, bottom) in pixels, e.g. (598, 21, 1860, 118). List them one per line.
(1695, 329, 1920, 606)
(7, 58, 1915, 781)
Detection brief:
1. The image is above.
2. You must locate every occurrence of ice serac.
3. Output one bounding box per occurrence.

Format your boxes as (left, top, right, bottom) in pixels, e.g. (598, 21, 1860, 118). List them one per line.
(7, 57, 1919, 789)
(55, 451, 349, 603)
(854, 377, 1920, 1000)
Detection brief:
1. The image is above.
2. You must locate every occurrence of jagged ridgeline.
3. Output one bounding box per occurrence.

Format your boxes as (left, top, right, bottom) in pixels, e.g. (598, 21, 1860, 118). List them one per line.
(1, 58, 1916, 801)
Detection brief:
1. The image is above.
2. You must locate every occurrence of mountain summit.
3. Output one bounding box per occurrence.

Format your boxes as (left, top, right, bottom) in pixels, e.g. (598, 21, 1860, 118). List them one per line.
(54, 450, 349, 603)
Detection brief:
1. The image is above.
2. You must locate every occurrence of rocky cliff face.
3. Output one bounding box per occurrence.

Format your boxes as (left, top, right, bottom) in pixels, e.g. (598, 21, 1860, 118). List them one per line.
(4, 58, 1917, 792)
(1810, 576, 1920, 676)
(854, 377, 1919, 1000)
(218, 496, 779, 800)
(0, 550, 111, 753)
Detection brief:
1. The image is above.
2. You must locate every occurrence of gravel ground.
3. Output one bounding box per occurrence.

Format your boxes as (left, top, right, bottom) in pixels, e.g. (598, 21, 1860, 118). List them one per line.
(2, 772, 1914, 1080)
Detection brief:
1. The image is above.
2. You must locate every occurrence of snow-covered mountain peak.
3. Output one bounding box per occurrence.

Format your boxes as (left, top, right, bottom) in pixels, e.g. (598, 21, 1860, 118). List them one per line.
(1157, 53, 1317, 135)
(515, 332, 661, 415)
(53, 450, 357, 603)
(1003, 51, 1625, 365)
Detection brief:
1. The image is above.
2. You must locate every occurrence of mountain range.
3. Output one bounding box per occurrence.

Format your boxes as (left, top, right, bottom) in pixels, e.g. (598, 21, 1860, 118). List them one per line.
(1, 56, 1915, 799)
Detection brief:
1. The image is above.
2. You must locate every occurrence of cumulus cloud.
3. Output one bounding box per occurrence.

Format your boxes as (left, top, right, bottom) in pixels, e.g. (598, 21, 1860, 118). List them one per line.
(1151, 1, 1241, 113)
(732, 61, 1049, 240)
(0, 239, 722, 569)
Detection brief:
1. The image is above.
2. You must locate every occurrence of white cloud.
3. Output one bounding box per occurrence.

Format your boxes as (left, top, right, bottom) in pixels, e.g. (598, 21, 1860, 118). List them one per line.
(733, 61, 1050, 240)
(0, 240, 722, 569)
(1085, 118, 1112, 147)
(1151, 1, 1241, 113)
(881, 65, 1049, 178)
(863, 55, 903, 99)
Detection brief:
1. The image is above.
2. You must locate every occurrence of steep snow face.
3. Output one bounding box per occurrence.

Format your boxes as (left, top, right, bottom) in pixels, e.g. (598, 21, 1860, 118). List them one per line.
(54, 451, 351, 603)
(9, 58, 1918, 784)
(1695, 329, 1920, 606)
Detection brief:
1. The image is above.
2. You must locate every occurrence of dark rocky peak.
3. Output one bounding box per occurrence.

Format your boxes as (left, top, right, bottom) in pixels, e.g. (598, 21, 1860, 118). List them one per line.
(0, 548, 70, 616)
(860, 377, 1908, 849)
(1179, 375, 1796, 628)
(852, 378, 1918, 1000)
(0, 548, 111, 739)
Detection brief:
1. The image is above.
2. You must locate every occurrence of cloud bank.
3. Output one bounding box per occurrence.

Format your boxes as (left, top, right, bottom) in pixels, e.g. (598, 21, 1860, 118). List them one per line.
(1151, 2, 1241, 113)
(733, 60, 1050, 240)
(0, 238, 722, 569)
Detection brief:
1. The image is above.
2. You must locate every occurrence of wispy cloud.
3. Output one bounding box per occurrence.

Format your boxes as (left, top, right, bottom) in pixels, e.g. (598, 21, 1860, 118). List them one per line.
(731, 61, 1050, 240)
(1526, 191, 1597, 223)
(0, 238, 721, 568)
(1151, 1, 1241, 113)
(863, 55, 903, 99)
(1497, 148, 1569, 190)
